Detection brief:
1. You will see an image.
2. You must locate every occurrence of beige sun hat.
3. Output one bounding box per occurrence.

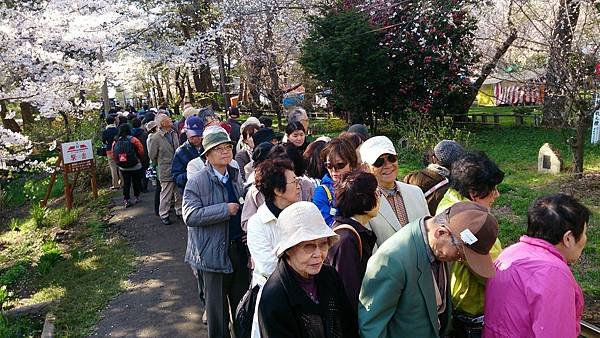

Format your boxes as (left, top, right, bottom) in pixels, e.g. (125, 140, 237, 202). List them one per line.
(359, 135, 397, 165)
(275, 201, 339, 258)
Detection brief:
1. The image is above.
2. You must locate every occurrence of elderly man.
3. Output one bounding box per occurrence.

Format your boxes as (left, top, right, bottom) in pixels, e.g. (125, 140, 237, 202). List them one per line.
(182, 129, 249, 338)
(359, 201, 499, 338)
(360, 136, 429, 246)
(172, 116, 205, 193)
(149, 113, 181, 225)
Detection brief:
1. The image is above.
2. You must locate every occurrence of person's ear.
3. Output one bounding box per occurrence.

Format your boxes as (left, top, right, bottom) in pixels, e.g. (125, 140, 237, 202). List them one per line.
(433, 226, 449, 239)
(562, 230, 576, 248)
(274, 187, 285, 198)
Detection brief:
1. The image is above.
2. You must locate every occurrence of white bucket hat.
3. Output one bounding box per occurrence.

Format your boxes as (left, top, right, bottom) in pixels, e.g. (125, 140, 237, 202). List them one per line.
(359, 135, 397, 165)
(275, 201, 339, 258)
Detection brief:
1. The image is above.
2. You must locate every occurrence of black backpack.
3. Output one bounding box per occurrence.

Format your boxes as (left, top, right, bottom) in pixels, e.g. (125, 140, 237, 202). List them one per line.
(113, 136, 139, 168)
(234, 284, 260, 338)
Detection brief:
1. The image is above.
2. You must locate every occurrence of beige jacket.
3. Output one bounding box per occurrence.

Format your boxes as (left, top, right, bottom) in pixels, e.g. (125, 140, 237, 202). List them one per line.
(368, 181, 430, 247)
(148, 128, 179, 182)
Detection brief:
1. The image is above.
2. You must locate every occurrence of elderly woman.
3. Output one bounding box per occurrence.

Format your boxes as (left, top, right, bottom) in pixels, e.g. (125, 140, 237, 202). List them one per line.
(246, 159, 300, 338)
(435, 150, 505, 337)
(327, 171, 379, 311)
(312, 137, 358, 226)
(258, 202, 358, 338)
(182, 129, 249, 338)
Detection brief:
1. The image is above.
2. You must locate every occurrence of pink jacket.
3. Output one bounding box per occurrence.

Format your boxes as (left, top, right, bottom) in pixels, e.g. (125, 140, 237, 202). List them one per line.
(483, 235, 584, 338)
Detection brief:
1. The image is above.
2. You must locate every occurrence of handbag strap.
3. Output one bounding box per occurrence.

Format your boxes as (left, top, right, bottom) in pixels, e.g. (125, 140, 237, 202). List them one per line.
(424, 178, 449, 198)
(333, 224, 362, 259)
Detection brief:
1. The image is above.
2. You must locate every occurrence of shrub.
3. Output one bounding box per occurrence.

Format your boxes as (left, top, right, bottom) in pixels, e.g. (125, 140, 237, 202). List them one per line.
(8, 219, 20, 232)
(0, 285, 11, 310)
(29, 203, 48, 228)
(38, 241, 62, 275)
(397, 112, 473, 155)
(0, 261, 29, 287)
(57, 208, 78, 229)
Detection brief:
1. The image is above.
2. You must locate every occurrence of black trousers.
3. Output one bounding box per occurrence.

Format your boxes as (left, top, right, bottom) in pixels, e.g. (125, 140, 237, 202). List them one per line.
(120, 168, 143, 201)
(202, 241, 250, 338)
(154, 178, 161, 216)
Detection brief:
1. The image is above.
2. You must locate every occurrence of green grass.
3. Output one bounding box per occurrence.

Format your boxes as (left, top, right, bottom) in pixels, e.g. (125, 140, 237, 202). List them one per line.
(0, 188, 135, 337)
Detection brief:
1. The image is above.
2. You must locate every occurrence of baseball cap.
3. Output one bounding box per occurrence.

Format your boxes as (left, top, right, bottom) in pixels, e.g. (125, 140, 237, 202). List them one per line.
(185, 116, 205, 137)
(359, 136, 397, 165)
(445, 201, 499, 278)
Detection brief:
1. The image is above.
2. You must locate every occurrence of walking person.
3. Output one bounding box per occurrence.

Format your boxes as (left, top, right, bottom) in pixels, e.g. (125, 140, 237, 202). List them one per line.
(131, 117, 150, 193)
(172, 116, 205, 193)
(246, 159, 300, 338)
(103, 116, 121, 190)
(258, 202, 359, 338)
(111, 124, 144, 207)
(235, 122, 260, 182)
(149, 113, 181, 225)
(358, 202, 499, 338)
(182, 129, 249, 338)
(327, 171, 379, 311)
(285, 121, 308, 153)
(145, 121, 160, 216)
(484, 193, 589, 338)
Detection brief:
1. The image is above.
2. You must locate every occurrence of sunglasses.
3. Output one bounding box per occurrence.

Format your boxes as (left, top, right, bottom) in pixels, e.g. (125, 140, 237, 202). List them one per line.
(373, 154, 398, 168)
(325, 161, 348, 170)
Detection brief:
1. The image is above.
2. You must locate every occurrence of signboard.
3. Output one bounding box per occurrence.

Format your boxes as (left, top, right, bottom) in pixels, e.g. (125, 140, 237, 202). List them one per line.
(61, 140, 93, 164)
(592, 109, 600, 144)
(64, 159, 94, 173)
(592, 94, 600, 145)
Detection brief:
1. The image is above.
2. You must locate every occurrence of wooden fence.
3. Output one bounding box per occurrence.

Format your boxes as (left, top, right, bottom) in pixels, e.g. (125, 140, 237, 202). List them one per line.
(445, 113, 543, 128)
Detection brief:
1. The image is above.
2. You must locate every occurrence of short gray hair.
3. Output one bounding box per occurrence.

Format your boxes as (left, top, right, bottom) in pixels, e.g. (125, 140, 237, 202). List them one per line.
(287, 106, 307, 123)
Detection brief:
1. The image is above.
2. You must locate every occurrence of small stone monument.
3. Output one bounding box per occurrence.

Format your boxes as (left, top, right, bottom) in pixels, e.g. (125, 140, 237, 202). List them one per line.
(538, 143, 562, 174)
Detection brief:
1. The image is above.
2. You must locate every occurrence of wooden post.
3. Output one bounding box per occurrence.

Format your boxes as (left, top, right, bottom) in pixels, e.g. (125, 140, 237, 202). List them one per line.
(493, 113, 500, 128)
(60, 151, 73, 210)
(41, 156, 62, 208)
(90, 160, 98, 199)
(515, 113, 523, 126)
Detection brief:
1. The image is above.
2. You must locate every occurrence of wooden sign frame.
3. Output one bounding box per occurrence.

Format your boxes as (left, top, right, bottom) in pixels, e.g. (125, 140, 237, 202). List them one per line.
(41, 146, 98, 210)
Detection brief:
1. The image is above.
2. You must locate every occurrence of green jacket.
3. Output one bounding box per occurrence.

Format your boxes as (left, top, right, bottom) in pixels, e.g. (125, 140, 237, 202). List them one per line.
(358, 218, 451, 338)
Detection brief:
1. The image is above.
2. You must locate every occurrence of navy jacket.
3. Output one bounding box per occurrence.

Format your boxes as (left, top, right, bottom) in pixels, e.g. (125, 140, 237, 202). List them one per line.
(172, 140, 203, 191)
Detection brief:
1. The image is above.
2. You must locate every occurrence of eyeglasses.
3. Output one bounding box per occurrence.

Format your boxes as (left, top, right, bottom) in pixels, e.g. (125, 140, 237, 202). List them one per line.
(447, 230, 466, 261)
(325, 161, 348, 170)
(212, 144, 232, 153)
(299, 239, 330, 255)
(286, 178, 300, 186)
(373, 154, 398, 168)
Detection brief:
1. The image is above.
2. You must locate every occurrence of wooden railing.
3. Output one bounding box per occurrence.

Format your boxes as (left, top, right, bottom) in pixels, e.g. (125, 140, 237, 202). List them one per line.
(580, 320, 600, 338)
(445, 113, 543, 128)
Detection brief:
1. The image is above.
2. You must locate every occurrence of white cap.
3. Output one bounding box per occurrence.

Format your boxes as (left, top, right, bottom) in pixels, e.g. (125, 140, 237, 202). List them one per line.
(240, 117, 262, 134)
(202, 125, 228, 137)
(359, 136, 397, 165)
(275, 202, 339, 258)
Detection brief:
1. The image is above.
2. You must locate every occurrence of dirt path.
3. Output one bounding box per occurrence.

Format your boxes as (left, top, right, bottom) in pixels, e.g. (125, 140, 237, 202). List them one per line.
(91, 189, 207, 337)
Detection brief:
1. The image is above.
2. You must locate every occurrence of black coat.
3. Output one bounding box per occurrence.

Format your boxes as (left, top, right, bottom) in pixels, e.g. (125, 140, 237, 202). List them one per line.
(258, 259, 359, 338)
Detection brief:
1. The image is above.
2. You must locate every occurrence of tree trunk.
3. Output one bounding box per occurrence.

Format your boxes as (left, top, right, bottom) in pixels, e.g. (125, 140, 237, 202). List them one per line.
(174, 67, 186, 116)
(543, 0, 581, 126)
(216, 38, 230, 112)
(58, 111, 71, 142)
(200, 63, 215, 92)
(153, 73, 165, 106)
(0, 100, 21, 132)
(186, 72, 195, 104)
(264, 13, 283, 128)
(19, 102, 37, 130)
(163, 69, 173, 108)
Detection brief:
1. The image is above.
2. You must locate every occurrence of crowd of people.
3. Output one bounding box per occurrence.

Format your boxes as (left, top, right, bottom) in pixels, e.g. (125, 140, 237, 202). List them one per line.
(99, 104, 590, 338)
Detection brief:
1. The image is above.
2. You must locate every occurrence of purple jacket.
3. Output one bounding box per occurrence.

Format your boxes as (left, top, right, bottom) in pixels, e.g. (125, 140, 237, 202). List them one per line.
(484, 235, 584, 338)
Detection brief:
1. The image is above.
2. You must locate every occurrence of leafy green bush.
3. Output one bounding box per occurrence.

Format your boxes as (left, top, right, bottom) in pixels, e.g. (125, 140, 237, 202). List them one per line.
(57, 208, 78, 229)
(0, 314, 42, 337)
(29, 203, 48, 228)
(0, 285, 11, 310)
(38, 241, 62, 275)
(8, 218, 20, 232)
(0, 260, 29, 287)
(397, 112, 473, 154)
